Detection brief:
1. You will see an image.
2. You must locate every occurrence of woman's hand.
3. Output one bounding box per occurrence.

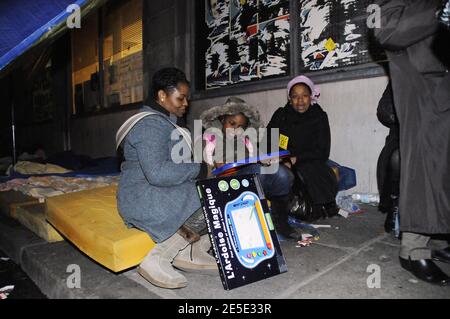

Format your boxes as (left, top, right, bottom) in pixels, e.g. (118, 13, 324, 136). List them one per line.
(290, 156, 297, 165)
(283, 156, 297, 169)
(259, 158, 280, 166)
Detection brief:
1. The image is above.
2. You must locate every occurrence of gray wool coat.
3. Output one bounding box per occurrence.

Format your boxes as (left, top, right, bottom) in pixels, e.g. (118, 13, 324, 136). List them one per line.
(117, 106, 201, 242)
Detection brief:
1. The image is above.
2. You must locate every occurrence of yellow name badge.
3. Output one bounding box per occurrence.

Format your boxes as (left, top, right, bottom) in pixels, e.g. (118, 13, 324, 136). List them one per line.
(279, 134, 289, 150)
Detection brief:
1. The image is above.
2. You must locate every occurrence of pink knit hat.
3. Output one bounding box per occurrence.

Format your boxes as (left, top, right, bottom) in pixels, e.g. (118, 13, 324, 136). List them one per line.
(287, 75, 320, 104)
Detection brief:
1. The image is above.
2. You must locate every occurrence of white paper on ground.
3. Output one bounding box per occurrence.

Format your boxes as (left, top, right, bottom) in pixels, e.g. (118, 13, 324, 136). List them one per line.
(310, 224, 331, 228)
(0, 285, 14, 292)
(338, 209, 349, 218)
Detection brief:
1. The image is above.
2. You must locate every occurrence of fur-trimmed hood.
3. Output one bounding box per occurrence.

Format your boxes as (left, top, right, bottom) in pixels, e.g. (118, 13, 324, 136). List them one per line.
(199, 97, 263, 129)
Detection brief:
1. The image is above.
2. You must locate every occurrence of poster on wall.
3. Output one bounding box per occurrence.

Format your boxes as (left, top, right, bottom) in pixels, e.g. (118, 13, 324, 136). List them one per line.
(205, 0, 290, 90)
(299, 0, 386, 72)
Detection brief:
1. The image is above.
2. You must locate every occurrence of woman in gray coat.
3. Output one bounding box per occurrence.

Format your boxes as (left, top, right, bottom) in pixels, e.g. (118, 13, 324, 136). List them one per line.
(117, 68, 215, 289)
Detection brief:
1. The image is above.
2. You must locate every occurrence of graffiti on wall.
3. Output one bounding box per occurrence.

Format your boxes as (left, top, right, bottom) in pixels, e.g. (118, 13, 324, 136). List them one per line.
(299, 0, 385, 71)
(205, 0, 290, 89)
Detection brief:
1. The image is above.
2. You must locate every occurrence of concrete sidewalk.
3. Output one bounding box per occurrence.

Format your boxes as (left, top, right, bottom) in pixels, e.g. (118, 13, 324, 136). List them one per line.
(0, 204, 449, 299)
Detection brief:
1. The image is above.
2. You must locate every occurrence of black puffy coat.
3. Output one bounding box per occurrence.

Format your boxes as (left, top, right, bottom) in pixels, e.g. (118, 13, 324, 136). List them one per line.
(376, 83, 400, 213)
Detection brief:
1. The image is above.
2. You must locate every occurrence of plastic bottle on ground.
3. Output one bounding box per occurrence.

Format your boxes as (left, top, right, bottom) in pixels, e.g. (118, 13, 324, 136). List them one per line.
(351, 193, 380, 204)
(336, 192, 361, 213)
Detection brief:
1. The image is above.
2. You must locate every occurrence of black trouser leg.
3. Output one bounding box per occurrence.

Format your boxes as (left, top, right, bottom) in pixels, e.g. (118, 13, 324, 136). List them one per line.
(385, 148, 400, 233)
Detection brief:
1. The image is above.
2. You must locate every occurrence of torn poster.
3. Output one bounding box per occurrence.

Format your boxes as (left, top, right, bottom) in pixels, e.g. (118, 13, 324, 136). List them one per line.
(299, 0, 386, 71)
(205, 0, 290, 89)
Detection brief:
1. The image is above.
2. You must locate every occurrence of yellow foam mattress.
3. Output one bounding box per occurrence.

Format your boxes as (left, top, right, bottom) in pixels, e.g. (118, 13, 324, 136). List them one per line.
(46, 185, 155, 272)
(15, 204, 64, 242)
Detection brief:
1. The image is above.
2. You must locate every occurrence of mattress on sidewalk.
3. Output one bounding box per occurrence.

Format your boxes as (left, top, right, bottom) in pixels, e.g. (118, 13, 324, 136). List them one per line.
(15, 204, 64, 242)
(46, 185, 155, 272)
(0, 190, 40, 217)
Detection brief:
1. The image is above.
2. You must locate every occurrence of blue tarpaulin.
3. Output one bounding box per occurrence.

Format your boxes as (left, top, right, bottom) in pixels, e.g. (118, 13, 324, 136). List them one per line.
(0, 0, 87, 72)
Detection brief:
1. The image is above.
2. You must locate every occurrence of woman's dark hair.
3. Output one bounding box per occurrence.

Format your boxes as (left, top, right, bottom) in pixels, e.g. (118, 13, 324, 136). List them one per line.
(151, 67, 190, 101)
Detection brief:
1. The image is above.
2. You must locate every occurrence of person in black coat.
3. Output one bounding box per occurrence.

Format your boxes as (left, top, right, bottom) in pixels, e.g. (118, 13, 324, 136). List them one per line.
(267, 75, 339, 222)
(376, 82, 400, 233)
(375, 0, 450, 285)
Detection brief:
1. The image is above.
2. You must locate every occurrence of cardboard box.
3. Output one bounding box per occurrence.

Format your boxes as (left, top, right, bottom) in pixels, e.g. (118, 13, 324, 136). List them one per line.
(196, 174, 288, 290)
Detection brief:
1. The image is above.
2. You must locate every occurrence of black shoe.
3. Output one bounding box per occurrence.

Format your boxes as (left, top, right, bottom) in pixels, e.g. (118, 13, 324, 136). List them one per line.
(274, 221, 302, 240)
(324, 202, 340, 218)
(399, 257, 450, 286)
(289, 195, 315, 222)
(270, 198, 302, 240)
(298, 205, 323, 222)
(271, 213, 301, 240)
(432, 247, 450, 264)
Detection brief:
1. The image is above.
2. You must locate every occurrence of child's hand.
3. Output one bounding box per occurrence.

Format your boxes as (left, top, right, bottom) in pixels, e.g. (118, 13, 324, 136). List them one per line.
(259, 158, 280, 166)
(206, 166, 213, 177)
(214, 162, 225, 169)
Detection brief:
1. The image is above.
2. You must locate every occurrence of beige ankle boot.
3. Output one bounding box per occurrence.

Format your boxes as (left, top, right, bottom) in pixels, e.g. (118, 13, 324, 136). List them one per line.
(138, 232, 190, 289)
(172, 234, 218, 273)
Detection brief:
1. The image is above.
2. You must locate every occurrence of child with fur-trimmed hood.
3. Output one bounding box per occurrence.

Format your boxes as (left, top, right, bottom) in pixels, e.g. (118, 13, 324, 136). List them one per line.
(198, 97, 301, 240)
(199, 96, 262, 168)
